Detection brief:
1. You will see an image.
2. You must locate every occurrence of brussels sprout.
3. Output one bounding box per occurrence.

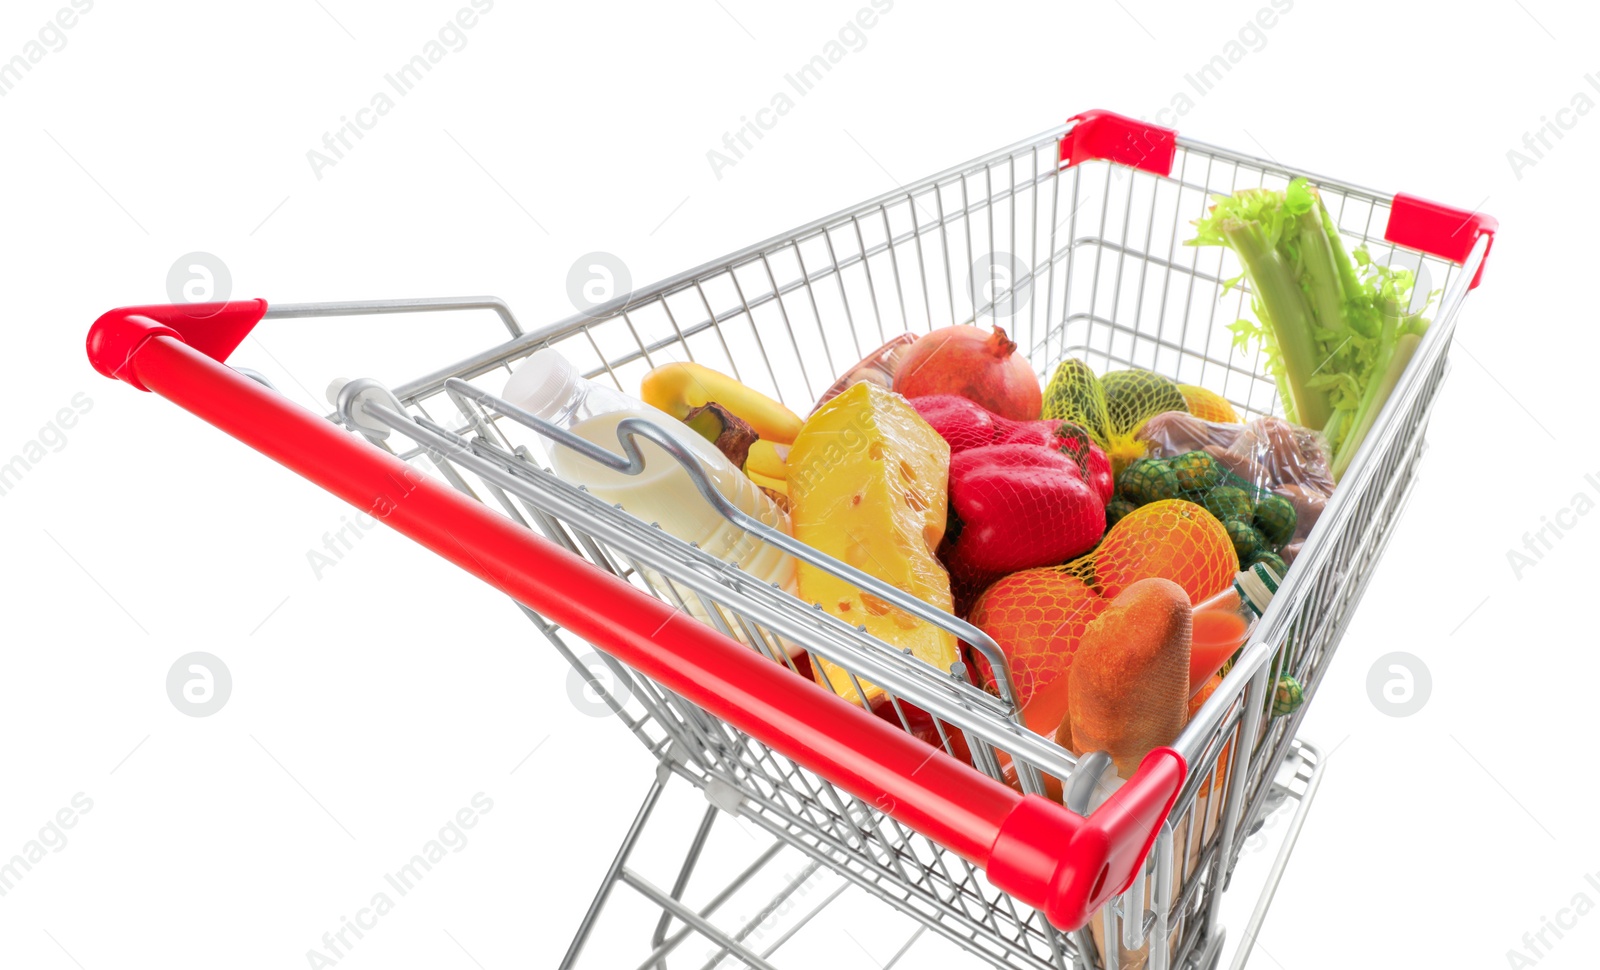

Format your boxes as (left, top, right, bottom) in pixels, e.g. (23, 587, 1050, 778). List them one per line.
(1225, 519, 1265, 565)
(1168, 450, 1221, 493)
(1248, 550, 1288, 579)
(1253, 493, 1297, 547)
(1117, 458, 1181, 505)
(1204, 485, 1255, 525)
(1272, 675, 1305, 717)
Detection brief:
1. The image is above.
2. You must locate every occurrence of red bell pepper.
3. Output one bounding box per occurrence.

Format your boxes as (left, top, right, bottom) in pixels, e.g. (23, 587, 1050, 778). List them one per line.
(910, 394, 1114, 502)
(943, 444, 1106, 578)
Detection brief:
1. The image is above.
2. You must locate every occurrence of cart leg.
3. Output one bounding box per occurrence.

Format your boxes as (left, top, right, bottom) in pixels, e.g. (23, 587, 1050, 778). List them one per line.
(647, 803, 720, 964)
(560, 773, 670, 970)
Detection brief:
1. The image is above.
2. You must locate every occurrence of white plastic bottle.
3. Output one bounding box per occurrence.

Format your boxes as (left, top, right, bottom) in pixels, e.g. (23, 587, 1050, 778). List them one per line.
(501, 349, 796, 591)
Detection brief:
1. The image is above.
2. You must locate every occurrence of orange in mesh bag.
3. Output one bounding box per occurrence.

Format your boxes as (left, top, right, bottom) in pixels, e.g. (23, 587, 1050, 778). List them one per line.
(1075, 498, 1239, 601)
(969, 499, 1236, 731)
(968, 568, 1106, 736)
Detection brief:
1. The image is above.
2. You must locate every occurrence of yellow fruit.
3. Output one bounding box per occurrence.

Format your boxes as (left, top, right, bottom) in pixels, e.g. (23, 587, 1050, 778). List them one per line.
(1178, 384, 1240, 423)
(788, 382, 956, 705)
(744, 439, 789, 494)
(641, 362, 802, 444)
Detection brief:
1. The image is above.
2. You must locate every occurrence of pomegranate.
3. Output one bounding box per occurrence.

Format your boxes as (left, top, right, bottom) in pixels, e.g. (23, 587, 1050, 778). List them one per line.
(893, 325, 1042, 421)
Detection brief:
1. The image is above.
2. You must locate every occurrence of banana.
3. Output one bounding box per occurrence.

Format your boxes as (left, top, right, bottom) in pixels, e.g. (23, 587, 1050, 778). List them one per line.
(744, 439, 789, 491)
(641, 362, 802, 445)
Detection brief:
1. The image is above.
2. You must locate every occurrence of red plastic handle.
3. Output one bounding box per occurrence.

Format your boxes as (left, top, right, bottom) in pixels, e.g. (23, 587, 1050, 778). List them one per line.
(1059, 109, 1177, 177)
(84, 304, 1186, 930)
(1385, 192, 1497, 288)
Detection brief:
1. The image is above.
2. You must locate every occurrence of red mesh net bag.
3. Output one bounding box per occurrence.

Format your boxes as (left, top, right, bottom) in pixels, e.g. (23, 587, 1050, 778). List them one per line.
(906, 394, 1115, 614)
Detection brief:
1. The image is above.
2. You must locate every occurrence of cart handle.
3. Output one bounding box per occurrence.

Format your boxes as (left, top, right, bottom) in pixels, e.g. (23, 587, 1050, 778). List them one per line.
(85, 301, 1186, 931)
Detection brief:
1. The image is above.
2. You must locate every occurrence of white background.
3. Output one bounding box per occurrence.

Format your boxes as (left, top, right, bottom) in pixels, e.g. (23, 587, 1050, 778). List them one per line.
(0, 1, 1591, 967)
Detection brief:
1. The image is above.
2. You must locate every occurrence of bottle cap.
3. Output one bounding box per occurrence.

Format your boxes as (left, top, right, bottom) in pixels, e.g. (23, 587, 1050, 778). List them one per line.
(1235, 561, 1282, 617)
(502, 349, 578, 419)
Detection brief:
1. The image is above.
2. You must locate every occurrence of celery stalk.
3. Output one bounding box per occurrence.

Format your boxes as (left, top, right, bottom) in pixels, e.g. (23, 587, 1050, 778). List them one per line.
(1293, 197, 1355, 344)
(1189, 178, 1435, 484)
(1216, 216, 1334, 430)
(1331, 330, 1422, 480)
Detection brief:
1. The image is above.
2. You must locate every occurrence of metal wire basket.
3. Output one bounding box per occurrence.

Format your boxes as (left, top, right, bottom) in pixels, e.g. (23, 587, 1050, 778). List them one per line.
(86, 109, 1493, 970)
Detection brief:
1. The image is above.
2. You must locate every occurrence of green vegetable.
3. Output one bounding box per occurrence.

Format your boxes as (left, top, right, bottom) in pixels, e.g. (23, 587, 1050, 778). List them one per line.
(1188, 178, 1432, 481)
(1225, 519, 1265, 564)
(1203, 485, 1254, 525)
(1101, 369, 1189, 436)
(1042, 358, 1111, 444)
(1252, 493, 1297, 547)
(1105, 495, 1137, 528)
(1168, 451, 1221, 492)
(1271, 675, 1305, 717)
(1117, 458, 1180, 505)
(1248, 550, 1288, 578)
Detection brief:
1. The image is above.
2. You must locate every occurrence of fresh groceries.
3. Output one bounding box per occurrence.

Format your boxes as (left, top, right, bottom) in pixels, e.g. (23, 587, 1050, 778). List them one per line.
(1189, 177, 1433, 480)
(1062, 578, 1191, 777)
(680, 401, 759, 468)
(894, 324, 1042, 421)
(505, 349, 795, 591)
(642, 361, 801, 496)
(1041, 359, 1110, 441)
(945, 447, 1105, 578)
(908, 394, 1110, 608)
(597, 327, 1322, 773)
(743, 438, 790, 496)
(526, 194, 1405, 816)
(1273, 675, 1305, 717)
(1076, 499, 1237, 603)
(1177, 383, 1239, 424)
(968, 567, 1106, 735)
(1114, 451, 1295, 573)
(1044, 361, 1191, 474)
(786, 381, 957, 706)
(641, 360, 802, 444)
(1139, 412, 1336, 562)
(909, 394, 1113, 501)
(813, 333, 917, 413)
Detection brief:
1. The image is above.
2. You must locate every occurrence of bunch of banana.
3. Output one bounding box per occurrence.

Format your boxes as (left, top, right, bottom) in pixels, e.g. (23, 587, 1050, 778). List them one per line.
(641, 362, 799, 495)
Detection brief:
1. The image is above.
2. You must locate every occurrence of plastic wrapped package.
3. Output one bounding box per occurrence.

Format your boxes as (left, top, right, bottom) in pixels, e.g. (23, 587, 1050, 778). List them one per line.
(1137, 411, 1336, 563)
(809, 332, 917, 414)
(787, 381, 956, 705)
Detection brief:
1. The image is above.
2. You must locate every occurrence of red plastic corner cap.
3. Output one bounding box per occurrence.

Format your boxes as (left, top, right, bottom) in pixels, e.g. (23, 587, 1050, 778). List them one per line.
(987, 746, 1186, 931)
(1385, 194, 1497, 289)
(87, 299, 268, 390)
(1059, 109, 1177, 178)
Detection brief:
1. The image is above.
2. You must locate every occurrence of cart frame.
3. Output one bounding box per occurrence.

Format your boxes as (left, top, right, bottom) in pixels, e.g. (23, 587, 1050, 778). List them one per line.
(86, 110, 1492, 969)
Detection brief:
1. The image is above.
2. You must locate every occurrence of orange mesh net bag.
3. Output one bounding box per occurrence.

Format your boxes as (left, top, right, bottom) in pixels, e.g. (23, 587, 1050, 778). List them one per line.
(1065, 498, 1239, 601)
(967, 499, 1237, 734)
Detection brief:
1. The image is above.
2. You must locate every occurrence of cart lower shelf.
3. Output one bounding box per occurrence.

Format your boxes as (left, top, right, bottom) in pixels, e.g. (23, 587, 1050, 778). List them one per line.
(560, 739, 1324, 970)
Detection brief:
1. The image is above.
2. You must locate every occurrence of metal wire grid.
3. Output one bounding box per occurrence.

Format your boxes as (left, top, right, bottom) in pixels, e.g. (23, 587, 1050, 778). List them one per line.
(315, 121, 1476, 969)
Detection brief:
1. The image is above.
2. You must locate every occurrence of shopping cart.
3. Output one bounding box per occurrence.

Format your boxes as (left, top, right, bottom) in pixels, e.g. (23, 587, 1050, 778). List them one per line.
(86, 110, 1493, 969)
